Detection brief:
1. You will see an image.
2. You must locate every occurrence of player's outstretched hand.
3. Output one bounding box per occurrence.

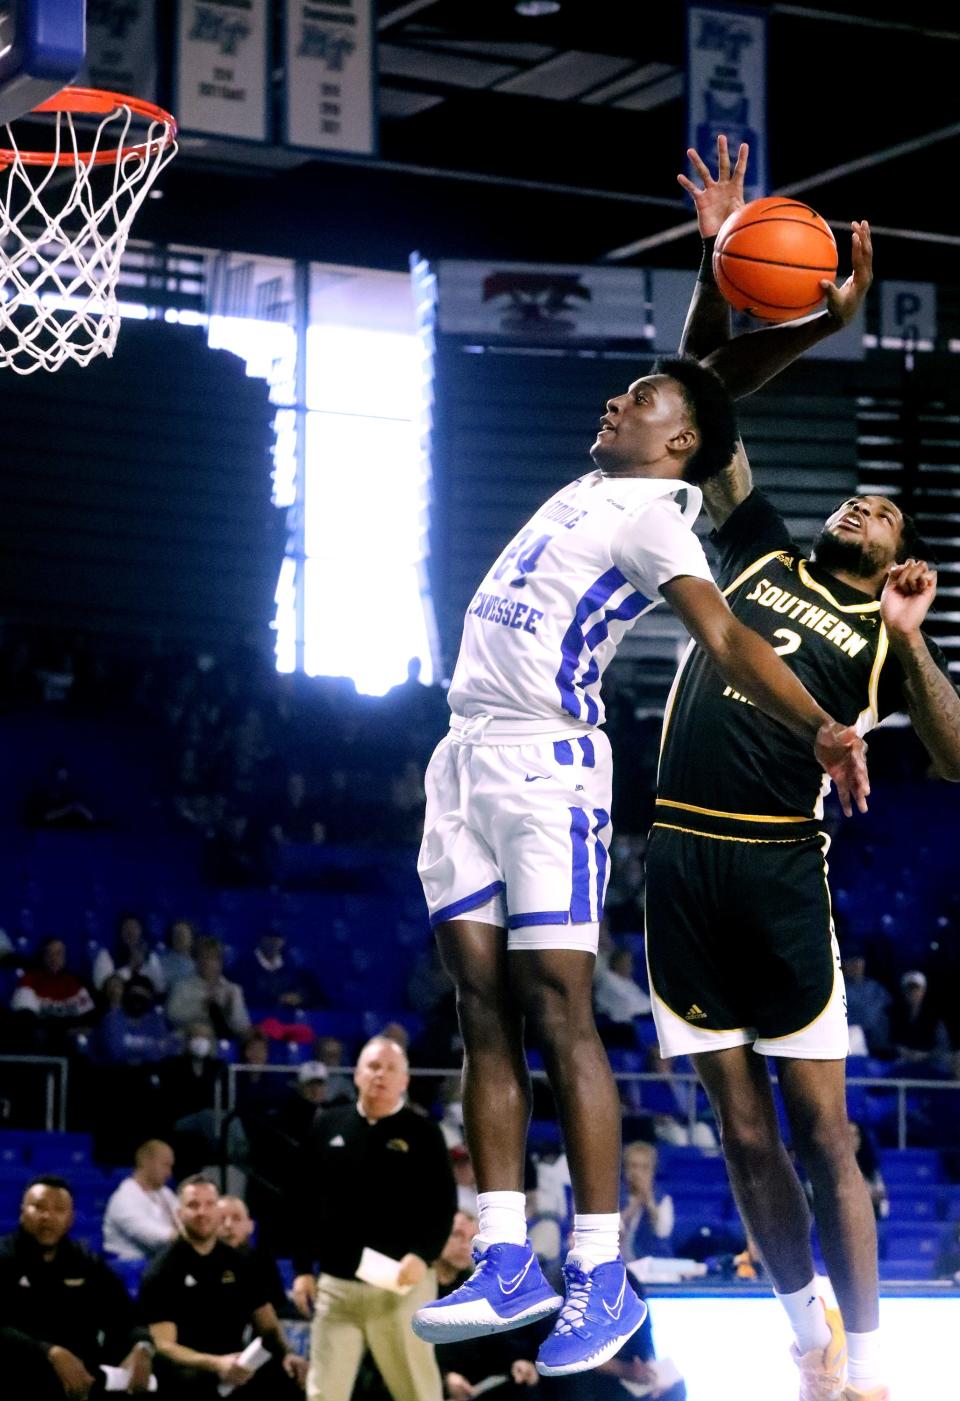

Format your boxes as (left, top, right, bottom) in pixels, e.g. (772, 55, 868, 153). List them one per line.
(881, 559, 937, 637)
(821, 220, 873, 326)
(677, 133, 749, 238)
(815, 721, 869, 816)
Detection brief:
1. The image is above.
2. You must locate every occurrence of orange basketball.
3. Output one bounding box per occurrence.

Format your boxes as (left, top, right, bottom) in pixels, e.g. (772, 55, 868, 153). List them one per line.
(713, 197, 838, 322)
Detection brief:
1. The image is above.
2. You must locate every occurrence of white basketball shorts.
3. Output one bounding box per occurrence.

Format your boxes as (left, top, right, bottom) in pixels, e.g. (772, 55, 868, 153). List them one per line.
(418, 725, 613, 952)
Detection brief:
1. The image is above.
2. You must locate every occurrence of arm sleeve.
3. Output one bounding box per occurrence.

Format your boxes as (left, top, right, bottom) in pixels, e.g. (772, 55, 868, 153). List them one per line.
(610, 497, 714, 602)
(876, 631, 956, 718)
(710, 489, 796, 589)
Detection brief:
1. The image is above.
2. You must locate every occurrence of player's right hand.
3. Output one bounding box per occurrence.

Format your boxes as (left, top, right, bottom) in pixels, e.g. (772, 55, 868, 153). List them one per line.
(677, 133, 749, 238)
(292, 1273, 318, 1318)
(814, 721, 870, 816)
(48, 1346, 95, 1400)
(217, 1355, 255, 1387)
(445, 1372, 476, 1400)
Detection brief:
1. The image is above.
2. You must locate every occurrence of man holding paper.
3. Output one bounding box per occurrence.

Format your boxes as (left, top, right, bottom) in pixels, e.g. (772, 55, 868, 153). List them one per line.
(292, 1036, 456, 1401)
(140, 1176, 307, 1398)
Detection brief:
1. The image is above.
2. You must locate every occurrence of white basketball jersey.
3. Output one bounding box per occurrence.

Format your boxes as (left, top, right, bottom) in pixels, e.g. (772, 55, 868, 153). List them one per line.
(448, 471, 713, 728)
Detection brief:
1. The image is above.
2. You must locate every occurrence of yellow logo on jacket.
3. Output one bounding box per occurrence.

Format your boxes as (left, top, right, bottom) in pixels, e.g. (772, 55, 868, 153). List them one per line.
(386, 1138, 409, 1153)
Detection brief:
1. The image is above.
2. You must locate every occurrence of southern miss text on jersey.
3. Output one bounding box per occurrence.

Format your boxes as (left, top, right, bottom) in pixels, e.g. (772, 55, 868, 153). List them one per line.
(447, 472, 712, 730)
(656, 490, 953, 840)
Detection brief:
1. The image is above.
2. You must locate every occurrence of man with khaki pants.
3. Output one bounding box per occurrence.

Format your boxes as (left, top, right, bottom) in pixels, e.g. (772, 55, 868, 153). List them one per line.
(293, 1037, 456, 1401)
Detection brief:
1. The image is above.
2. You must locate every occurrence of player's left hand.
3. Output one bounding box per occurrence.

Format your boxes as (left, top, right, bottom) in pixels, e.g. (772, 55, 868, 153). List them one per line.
(814, 722, 870, 817)
(821, 220, 873, 326)
(282, 1354, 309, 1389)
(677, 133, 749, 238)
(881, 559, 936, 636)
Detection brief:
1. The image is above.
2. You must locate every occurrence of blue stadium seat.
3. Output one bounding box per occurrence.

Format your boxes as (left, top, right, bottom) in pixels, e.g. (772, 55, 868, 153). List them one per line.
(880, 1257, 934, 1281)
(884, 1186, 942, 1222)
(879, 1149, 944, 1186)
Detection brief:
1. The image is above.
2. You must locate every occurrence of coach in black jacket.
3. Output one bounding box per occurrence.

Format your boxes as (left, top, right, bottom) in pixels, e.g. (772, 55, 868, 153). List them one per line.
(292, 1035, 456, 1401)
(0, 1175, 153, 1398)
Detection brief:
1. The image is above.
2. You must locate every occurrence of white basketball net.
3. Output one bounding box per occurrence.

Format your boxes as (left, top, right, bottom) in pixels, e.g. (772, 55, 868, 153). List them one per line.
(0, 101, 177, 374)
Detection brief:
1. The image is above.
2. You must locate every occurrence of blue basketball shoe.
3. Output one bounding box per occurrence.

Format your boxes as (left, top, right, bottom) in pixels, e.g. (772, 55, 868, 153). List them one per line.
(535, 1253, 647, 1376)
(412, 1239, 562, 1343)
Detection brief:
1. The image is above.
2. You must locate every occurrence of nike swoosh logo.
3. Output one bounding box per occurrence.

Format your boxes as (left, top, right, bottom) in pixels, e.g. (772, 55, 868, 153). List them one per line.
(524, 775, 545, 782)
(602, 1273, 627, 1321)
(498, 1256, 534, 1295)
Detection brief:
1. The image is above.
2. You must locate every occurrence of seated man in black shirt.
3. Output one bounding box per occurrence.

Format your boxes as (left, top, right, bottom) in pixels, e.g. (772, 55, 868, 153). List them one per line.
(140, 1175, 307, 1398)
(0, 1174, 153, 1399)
(218, 1193, 293, 1318)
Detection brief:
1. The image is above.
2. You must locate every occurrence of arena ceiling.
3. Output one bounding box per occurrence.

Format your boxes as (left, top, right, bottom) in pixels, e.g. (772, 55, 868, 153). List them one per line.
(138, 2, 960, 283)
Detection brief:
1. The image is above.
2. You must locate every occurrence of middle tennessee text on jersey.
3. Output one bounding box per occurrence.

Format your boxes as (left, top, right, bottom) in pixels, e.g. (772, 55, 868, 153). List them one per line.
(447, 472, 714, 730)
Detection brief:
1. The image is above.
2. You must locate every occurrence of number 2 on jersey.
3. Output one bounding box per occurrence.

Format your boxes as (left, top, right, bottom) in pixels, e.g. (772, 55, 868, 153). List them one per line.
(773, 628, 802, 657)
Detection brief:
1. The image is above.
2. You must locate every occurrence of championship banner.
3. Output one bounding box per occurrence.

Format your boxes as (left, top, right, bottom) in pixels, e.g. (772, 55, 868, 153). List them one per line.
(686, 3, 767, 201)
(176, 0, 270, 142)
(436, 261, 648, 342)
(284, 0, 376, 155)
(80, 0, 159, 102)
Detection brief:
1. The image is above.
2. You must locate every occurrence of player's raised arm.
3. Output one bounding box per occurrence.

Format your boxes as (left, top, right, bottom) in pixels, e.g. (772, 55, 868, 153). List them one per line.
(661, 574, 870, 816)
(676, 136, 873, 399)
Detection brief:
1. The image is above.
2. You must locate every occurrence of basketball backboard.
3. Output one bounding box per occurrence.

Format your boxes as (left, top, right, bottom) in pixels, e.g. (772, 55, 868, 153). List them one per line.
(0, 0, 85, 124)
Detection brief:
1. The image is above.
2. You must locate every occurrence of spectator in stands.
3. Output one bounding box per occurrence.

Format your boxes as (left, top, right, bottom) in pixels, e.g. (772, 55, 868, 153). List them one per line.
(433, 1211, 541, 1401)
(292, 1036, 455, 1401)
(95, 975, 175, 1065)
(273, 1060, 329, 1146)
(166, 936, 251, 1039)
(103, 1139, 180, 1261)
(1, 1174, 155, 1397)
(218, 1194, 290, 1315)
(10, 937, 95, 1048)
(96, 971, 126, 1018)
(842, 948, 891, 1055)
(157, 919, 198, 990)
(268, 770, 325, 845)
(313, 1037, 354, 1107)
(620, 1142, 674, 1261)
(157, 1019, 229, 1174)
(235, 1028, 291, 1119)
(888, 970, 953, 1069)
(23, 761, 96, 828)
(141, 1175, 306, 1397)
(594, 946, 652, 1048)
(848, 1122, 889, 1221)
(235, 929, 321, 1011)
(91, 913, 165, 993)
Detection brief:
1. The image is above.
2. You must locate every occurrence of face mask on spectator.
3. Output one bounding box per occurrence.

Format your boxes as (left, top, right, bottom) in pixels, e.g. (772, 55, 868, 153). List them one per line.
(189, 1036, 213, 1058)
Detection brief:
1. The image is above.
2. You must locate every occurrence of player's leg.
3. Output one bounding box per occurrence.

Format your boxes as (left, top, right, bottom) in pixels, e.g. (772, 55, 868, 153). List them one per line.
(510, 947, 621, 1214)
(777, 1056, 883, 1396)
(414, 739, 561, 1342)
(692, 1045, 818, 1289)
(413, 915, 562, 1342)
(510, 945, 646, 1377)
(435, 917, 531, 1197)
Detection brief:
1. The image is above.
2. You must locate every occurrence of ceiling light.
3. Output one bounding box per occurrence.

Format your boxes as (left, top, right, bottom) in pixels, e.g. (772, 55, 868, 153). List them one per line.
(515, 1, 561, 15)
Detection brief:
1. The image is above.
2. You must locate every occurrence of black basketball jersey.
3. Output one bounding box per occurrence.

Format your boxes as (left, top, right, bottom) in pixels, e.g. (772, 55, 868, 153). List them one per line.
(655, 490, 952, 840)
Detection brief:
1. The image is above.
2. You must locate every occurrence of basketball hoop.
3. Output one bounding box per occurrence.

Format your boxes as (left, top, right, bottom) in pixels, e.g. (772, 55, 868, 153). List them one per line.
(0, 86, 177, 374)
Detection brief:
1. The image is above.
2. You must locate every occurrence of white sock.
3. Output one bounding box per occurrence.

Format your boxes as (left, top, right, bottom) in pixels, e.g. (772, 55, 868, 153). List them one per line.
(847, 1329, 883, 1390)
(476, 1191, 527, 1246)
(775, 1280, 832, 1354)
(571, 1212, 621, 1268)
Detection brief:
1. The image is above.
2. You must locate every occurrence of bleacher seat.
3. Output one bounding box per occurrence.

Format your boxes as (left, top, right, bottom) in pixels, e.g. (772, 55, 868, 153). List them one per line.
(880, 1149, 944, 1186)
(884, 1186, 942, 1222)
(880, 1257, 934, 1281)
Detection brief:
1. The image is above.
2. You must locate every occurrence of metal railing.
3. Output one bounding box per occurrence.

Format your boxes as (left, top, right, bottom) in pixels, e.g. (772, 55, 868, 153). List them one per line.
(0, 1055, 69, 1132)
(222, 1063, 960, 1152)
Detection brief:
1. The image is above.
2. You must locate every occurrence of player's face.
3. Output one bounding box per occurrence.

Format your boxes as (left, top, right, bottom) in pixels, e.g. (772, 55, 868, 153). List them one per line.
(21, 1184, 74, 1248)
(816, 496, 904, 575)
(591, 375, 696, 476)
(178, 1184, 221, 1243)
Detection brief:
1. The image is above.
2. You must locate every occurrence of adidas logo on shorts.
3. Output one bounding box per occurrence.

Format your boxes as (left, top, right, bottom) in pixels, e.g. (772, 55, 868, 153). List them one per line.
(684, 1003, 708, 1021)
